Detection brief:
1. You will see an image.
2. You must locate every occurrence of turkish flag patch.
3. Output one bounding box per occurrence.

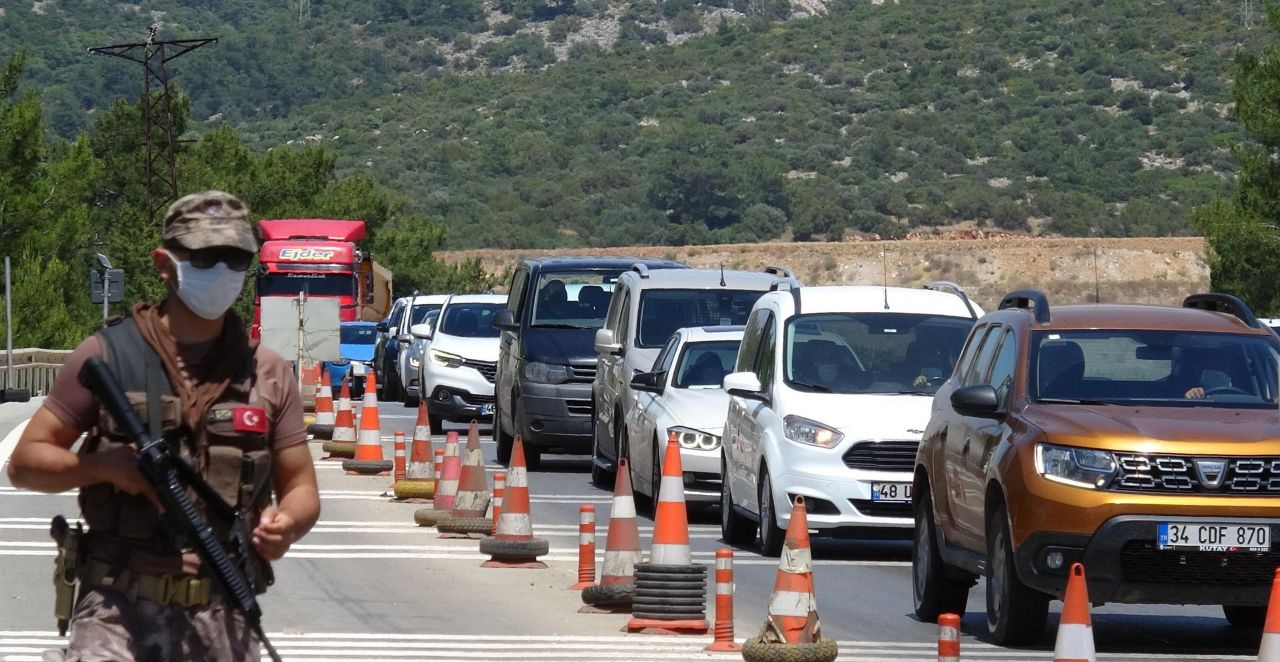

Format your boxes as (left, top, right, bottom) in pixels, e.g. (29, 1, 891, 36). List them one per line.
(233, 407, 268, 434)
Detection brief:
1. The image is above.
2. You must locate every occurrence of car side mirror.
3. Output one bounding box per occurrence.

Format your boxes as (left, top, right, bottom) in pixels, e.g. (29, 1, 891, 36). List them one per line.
(630, 371, 664, 394)
(410, 322, 434, 339)
(491, 309, 517, 330)
(951, 384, 1001, 418)
(397, 333, 414, 343)
(595, 328, 622, 355)
(376, 322, 389, 333)
(723, 371, 765, 401)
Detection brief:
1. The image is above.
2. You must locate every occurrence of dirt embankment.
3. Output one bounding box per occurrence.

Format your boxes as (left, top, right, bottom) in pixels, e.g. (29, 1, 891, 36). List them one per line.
(436, 237, 1209, 311)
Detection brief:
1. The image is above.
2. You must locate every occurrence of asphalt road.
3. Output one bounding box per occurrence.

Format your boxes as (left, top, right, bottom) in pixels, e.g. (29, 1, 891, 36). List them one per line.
(0, 398, 1263, 661)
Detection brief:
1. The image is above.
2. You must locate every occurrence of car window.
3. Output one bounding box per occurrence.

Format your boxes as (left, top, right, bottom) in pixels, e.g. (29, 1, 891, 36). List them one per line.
(1031, 330, 1280, 407)
(961, 325, 1003, 387)
(617, 289, 632, 347)
(736, 309, 768, 374)
(508, 269, 528, 318)
(635, 289, 764, 348)
(530, 271, 616, 328)
(672, 340, 741, 389)
(987, 329, 1018, 409)
(757, 314, 777, 390)
(785, 312, 975, 394)
(388, 301, 406, 328)
(651, 335, 679, 373)
(341, 326, 378, 344)
(409, 303, 442, 328)
(439, 303, 504, 338)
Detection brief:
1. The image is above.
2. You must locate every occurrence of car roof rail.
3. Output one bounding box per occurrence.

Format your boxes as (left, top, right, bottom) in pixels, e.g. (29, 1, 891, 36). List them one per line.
(764, 265, 795, 279)
(770, 279, 797, 292)
(630, 263, 650, 279)
(924, 280, 979, 320)
(998, 289, 1050, 324)
(1182, 293, 1263, 329)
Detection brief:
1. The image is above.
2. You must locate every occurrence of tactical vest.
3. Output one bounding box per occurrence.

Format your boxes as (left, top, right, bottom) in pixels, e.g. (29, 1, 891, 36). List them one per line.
(78, 317, 274, 592)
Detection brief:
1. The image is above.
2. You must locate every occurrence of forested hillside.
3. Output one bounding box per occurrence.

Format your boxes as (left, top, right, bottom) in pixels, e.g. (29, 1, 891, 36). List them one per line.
(4, 0, 1269, 248)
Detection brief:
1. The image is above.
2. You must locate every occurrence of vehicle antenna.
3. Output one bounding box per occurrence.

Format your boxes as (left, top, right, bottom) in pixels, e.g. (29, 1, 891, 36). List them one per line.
(719, 261, 726, 287)
(882, 250, 890, 310)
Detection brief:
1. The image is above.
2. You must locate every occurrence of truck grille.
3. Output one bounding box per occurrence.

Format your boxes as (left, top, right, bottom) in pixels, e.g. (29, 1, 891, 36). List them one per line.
(568, 363, 597, 384)
(1120, 540, 1280, 585)
(462, 359, 497, 383)
(1111, 454, 1280, 494)
(842, 440, 919, 473)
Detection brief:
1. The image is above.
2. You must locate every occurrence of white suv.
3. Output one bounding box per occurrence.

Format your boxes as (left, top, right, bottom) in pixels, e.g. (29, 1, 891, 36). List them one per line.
(720, 282, 981, 555)
(624, 325, 744, 505)
(590, 265, 797, 487)
(415, 294, 507, 433)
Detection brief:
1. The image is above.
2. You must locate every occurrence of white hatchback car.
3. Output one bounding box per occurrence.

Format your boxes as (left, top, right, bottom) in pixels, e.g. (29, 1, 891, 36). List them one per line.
(415, 294, 508, 433)
(624, 325, 744, 505)
(720, 282, 981, 555)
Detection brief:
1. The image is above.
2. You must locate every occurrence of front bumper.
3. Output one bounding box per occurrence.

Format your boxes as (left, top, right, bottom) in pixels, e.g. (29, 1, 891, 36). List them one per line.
(516, 380, 594, 452)
(424, 363, 496, 422)
(680, 447, 722, 503)
(1014, 515, 1280, 606)
(771, 466, 914, 536)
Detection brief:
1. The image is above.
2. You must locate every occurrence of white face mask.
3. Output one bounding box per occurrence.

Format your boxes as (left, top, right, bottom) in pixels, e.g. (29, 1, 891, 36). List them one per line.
(165, 250, 246, 320)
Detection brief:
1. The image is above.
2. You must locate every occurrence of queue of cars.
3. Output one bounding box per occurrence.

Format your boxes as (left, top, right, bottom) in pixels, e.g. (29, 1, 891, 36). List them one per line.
(379, 256, 1280, 641)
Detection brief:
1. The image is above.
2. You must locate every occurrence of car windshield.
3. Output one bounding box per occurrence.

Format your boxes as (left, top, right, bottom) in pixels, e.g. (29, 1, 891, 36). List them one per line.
(410, 303, 442, 325)
(1031, 330, 1280, 408)
(673, 340, 741, 389)
(340, 326, 377, 344)
(530, 271, 616, 328)
(784, 313, 974, 394)
(637, 290, 763, 348)
(440, 303, 504, 338)
(256, 272, 354, 298)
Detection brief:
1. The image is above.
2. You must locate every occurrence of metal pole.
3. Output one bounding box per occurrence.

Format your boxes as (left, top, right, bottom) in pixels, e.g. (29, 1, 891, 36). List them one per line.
(102, 268, 110, 324)
(297, 290, 306, 385)
(4, 256, 12, 390)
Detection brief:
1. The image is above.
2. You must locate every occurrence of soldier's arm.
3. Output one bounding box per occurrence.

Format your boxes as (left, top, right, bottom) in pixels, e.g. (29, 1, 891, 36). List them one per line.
(251, 443, 319, 560)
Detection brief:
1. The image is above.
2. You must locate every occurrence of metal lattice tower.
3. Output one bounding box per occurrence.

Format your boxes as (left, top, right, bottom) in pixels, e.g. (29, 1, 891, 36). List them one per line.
(89, 27, 217, 224)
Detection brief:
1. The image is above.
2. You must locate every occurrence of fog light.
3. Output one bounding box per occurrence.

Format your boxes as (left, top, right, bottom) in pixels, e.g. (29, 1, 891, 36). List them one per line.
(435, 389, 450, 402)
(1045, 551, 1065, 570)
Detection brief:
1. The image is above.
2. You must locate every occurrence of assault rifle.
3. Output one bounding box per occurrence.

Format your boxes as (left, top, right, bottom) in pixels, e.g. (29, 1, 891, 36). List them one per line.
(80, 355, 282, 662)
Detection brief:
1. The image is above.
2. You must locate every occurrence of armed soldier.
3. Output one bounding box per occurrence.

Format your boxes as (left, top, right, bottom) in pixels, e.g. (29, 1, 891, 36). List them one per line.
(7, 191, 320, 661)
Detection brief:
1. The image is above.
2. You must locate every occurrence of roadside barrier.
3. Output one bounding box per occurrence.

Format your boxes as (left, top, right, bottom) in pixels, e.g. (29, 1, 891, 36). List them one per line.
(320, 376, 356, 458)
(1259, 568, 1280, 661)
(438, 421, 493, 536)
(625, 434, 709, 635)
(705, 548, 740, 652)
(1053, 563, 1095, 662)
(581, 457, 641, 613)
(569, 505, 596, 590)
(741, 495, 837, 662)
(491, 472, 505, 536)
(0, 347, 70, 396)
(308, 377, 335, 439)
(343, 372, 392, 475)
(479, 436, 549, 568)
(938, 612, 960, 662)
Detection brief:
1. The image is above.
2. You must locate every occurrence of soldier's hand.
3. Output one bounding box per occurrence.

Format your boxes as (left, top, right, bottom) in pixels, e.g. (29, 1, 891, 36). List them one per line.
(253, 506, 297, 560)
(91, 445, 164, 512)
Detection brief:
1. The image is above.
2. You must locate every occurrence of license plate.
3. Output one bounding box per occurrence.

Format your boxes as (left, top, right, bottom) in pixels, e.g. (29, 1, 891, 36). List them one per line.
(1157, 522, 1271, 552)
(480, 403, 495, 416)
(871, 482, 912, 503)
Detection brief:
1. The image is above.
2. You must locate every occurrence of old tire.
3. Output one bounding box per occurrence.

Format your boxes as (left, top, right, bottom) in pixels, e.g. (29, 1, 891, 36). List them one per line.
(306, 423, 334, 440)
(631, 609, 706, 620)
(413, 509, 451, 527)
(634, 582, 709, 591)
(986, 503, 1049, 645)
(0, 388, 31, 403)
(1223, 605, 1267, 628)
(631, 595, 706, 607)
(342, 459, 393, 474)
(321, 441, 356, 456)
(635, 563, 705, 574)
(393, 480, 435, 500)
(912, 488, 973, 621)
(581, 583, 635, 607)
(437, 516, 492, 535)
(740, 636, 839, 662)
(479, 536, 549, 558)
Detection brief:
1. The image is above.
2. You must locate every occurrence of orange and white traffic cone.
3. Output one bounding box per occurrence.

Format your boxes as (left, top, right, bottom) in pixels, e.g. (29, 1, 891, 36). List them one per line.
(408, 403, 434, 480)
(479, 436, 549, 568)
(1258, 568, 1280, 661)
(392, 432, 407, 482)
(435, 432, 462, 512)
(625, 434, 709, 635)
(581, 457, 642, 613)
(705, 548, 741, 652)
(393, 426, 435, 500)
(433, 449, 444, 494)
(344, 372, 391, 475)
(308, 374, 335, 439)
(938, 613, 960, 662)
(300, 362, 318, 412)
(321, 376, 357, 459)
(491, 472, 505, 536)
(741, 495, 837, 661)
(569, 504, 596, 590)
(1053, 563, 1095, 662)
(439, 422, 493, 536)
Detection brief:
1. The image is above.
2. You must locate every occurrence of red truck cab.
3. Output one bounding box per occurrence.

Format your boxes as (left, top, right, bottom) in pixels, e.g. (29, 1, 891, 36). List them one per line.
(253, 219, 368, 339)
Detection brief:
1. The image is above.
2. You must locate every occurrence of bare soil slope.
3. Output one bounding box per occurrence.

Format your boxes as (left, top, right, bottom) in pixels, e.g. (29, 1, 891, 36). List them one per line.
(437, 237, 1209, 310)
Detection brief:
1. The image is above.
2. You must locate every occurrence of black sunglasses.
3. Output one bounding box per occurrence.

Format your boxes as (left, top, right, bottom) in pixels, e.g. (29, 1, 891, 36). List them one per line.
(182, 248, 254, 272)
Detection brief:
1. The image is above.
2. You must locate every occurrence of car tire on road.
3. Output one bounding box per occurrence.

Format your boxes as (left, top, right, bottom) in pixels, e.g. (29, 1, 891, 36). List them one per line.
(986, 503, 1048, 645)
(404, 392, 419, 408)
(650, 434, 662, 510)
(495, 401, 514, 466)
(721, 454, 758, 546)
(758, 469, 786, 557)
(740, 636, 839, 662)
(429, 414, 445, 436)
(590, 415, 614, 488)
(1223, 605, 1267, 628)
(912, 487, 973, 621)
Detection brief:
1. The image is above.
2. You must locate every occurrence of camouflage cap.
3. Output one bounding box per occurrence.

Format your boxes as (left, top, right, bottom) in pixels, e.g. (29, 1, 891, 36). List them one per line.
(161, 191, 257, 252)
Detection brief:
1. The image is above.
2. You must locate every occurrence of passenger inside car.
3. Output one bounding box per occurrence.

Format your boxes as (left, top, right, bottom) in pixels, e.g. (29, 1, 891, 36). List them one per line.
(793, 339, 867, 391)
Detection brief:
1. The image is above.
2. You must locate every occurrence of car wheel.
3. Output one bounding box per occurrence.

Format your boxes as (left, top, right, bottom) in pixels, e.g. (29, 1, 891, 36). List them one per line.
(651, 435, 663, 510)
(382, 371, 400, 402)
(912, 487, 972, 621)
(986, 503, 1048, 645)
(404, 390, 419, 408)
(1223, 605, 1267, 628)
(494, 400, 514, 465)
(720, 454, 757, 546)
(429, 414, 444, 436)
(590, 411, 615, 488)
(524, 442, 542, 471)
(757, 468, 785, 557)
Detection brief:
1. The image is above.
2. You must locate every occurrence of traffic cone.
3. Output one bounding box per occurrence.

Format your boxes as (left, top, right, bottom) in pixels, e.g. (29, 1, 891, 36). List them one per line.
(580, 457, 641, 613)
(937, 613, 960, 662)
(343, 371, 391, 475)
(1258, 568, 1280, 661)
(310, 375, 335, 438)
(433, 449, 445, 494)
(1053, 563, 1095, 662)
(491, 472, 505, 536)
(300, 362, 317, 412)
(392, 432, 407, 482)
(569, 504, 596, 590)
(407, 403, 434, 480)
(435, 432, 462, 512)
(452, 421, 491, 518)
(650, 432, 692, 566)
(321, 376, 357, 459)
(479, 436, 549, 568)
(705, 548, 741, 652)
(740, 496, 837, 661)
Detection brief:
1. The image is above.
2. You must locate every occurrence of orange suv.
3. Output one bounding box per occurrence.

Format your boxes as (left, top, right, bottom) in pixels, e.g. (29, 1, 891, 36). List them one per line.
(912, 290, 1280, 644)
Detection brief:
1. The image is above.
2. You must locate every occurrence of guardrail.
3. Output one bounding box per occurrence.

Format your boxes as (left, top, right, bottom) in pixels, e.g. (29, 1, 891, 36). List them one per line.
(1, 348, 72, 397)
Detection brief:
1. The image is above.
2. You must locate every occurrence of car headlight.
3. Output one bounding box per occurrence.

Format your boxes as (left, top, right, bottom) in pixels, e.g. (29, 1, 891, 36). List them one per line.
(783, 415, 844, 448)
(523, 362, 572, 384)
(430, 350, 464, 369)
(408, 353, 422, 368)
(1035, 443, 1117, 489)
(669, 426, 720, 451)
